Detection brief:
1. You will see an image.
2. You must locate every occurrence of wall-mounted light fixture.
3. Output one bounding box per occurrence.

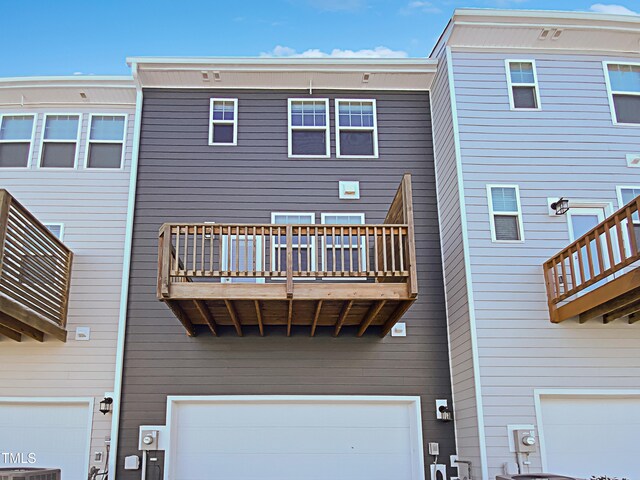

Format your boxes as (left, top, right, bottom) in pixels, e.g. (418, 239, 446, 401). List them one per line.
(435, 399, 453, 422)
(99, 397, 113, 415)
(550, 197, 570, 215)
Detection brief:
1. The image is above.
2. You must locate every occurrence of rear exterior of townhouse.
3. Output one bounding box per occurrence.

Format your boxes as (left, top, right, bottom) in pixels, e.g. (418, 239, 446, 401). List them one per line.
(0, 76, 136, 478)
(114, 59, 456, 479)
(430, 10, 640, 480)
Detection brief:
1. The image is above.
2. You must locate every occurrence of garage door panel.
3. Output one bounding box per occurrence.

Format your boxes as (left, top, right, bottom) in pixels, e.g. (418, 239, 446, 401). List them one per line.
(174, 452, 413, 480)
(540, 395, 640, 478)
(175, 425, 411, 455)
(169, 398, 423, 480)
(0, 401, 91, 478)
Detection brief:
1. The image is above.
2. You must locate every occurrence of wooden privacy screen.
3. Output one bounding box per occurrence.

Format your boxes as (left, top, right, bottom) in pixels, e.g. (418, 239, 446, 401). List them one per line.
(0, 190, 73, 341)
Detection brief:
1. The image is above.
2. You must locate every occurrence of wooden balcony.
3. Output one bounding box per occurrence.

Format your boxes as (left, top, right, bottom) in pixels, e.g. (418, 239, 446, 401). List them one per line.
(158, 175, 418, 337)
(0, 191, 73, 342)
(544, 196, 640, 324)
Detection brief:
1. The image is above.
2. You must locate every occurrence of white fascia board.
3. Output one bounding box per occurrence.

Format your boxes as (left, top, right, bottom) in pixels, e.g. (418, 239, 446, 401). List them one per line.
(0, 75, 134, 87)
(452, 7, 640, 25)
(127, 56, 436, 68)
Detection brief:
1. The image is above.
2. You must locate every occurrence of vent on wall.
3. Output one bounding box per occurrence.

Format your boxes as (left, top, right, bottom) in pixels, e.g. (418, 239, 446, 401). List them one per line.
(627, 153, 640, 167)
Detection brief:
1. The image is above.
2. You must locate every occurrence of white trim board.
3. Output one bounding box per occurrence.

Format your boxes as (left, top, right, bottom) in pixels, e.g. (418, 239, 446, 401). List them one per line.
(163, 395, 426, 480)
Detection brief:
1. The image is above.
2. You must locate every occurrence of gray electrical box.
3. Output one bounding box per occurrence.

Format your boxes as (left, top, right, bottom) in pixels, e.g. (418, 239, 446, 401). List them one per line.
(139, 429, 159, 450)
(513, 429, 537, 453)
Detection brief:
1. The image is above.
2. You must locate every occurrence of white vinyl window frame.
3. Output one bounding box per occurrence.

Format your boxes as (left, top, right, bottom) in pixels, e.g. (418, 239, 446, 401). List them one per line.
(38, 113, 82, 169)
(287, 98, 330, 159)
(0, 113, 37, 170)
(270, 212, 316, 278)
(320, 212, 366, 280)
(208, 98, 238, 146)
(617, 185, 640, 211)
(603, 61, 640, 126)
(486, 184, 525, 243)
(84, 113, 128, 170)
(505, 59, 542, 111)
(43, 223, 65, 241)
(335, 99, 379, 159)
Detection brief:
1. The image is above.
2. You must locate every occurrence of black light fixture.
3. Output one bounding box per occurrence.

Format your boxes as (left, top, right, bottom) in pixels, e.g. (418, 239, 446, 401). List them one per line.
(438, 405, 453, 422)
(551, 197, 570, 215)
(99, 397, 113, 415)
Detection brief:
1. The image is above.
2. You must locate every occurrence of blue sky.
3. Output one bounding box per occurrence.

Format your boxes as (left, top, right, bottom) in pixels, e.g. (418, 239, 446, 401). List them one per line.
(0, 0, 637, 76)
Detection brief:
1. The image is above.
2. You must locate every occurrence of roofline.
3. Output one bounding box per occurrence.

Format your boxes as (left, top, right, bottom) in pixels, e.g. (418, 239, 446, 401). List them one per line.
(453, 7, 640, 24)
(0, 75, 134, 87)
(127, 56, 436, 69)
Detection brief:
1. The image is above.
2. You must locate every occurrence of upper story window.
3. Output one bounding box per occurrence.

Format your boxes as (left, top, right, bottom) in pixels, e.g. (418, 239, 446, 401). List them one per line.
(209, 98, 238, 145)
(86, 115, 126, 169)
(335, 100, 378, 158)
(487, 185, 524, 242)
(605, 63, 640, 125)
(288, 99, 330, 158)
(506, 60, 541, 110)
(39, 114, 81, 169)
(0, 114, 35, 168)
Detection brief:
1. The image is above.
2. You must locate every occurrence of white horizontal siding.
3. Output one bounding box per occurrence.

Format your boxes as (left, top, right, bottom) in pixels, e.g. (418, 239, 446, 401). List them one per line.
(0, 105, 135, 469)
(431, 51, 483, 479)
(452, 50, 640, 479)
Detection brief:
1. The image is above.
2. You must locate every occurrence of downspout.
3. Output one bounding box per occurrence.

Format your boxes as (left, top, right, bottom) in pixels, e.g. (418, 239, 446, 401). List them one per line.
(108, 62, 143, 479)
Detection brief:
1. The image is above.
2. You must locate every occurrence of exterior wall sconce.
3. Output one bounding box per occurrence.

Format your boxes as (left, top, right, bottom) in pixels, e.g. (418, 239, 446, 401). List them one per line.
(550, 197, 570, 215)
(99, 397, 113, 415)
(435, 399, 453, 422)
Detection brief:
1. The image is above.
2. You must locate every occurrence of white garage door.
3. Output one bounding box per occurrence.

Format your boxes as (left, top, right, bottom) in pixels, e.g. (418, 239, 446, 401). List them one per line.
(539, 395, 640, 479)
(167, 396, 425, 480)
(0, 400, 92, 478)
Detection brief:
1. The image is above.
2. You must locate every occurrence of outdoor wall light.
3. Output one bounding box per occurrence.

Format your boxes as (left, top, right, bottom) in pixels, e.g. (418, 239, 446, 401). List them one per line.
(550, 197, 570, 215)
(99, 397, 113, 415)
(438, 405, 453, 422)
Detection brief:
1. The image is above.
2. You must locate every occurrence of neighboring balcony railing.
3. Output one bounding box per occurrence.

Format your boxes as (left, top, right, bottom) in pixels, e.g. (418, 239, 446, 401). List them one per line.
(157, 174, 418, 337)
(0, 190, 73, 342)
(543, 196, 640, 324)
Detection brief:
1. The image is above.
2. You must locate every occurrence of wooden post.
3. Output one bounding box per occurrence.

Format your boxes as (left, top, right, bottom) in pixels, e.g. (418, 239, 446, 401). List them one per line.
(286, 225, 293, 298)
(0, 190, 11, 278)
(59, 251, 73, 328)
(401, 174, 418, 298)
(159, 224, 171, 298)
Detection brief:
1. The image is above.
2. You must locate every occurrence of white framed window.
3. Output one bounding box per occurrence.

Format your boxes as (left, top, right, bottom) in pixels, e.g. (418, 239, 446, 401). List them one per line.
(209, 98, 238, 145)
(617, 186, 640, 249)
(604, 62, 640, 125)
(335, 99, 378, 158)
(221, 234, 264, 284)
(320, 213, 366, 277)
(39, 114, 81, 169)
(0, 114, 36, 168)
(271, 212, 316, 275)
(85, 114, 127, 169)
(43, 223, 65, 241)
(487, 185, 525, 242)
(287, 99, 330, 158)
(505, 60, 541, 110)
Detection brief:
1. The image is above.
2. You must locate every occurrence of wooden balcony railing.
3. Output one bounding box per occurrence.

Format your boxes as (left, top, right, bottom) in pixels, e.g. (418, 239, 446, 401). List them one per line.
(0, 190, 73, 342)
(543, 195, 640, 324)
(157, 174, 418, 337)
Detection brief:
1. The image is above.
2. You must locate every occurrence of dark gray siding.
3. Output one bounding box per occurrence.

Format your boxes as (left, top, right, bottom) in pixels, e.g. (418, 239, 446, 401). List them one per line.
(117, 89, 455, 478)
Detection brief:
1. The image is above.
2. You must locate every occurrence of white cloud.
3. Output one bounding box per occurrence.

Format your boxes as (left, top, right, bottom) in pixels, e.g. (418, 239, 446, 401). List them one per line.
(261, 45, 408, 58)
(401, 1, 441, 14)
(589, 3, 638, 15)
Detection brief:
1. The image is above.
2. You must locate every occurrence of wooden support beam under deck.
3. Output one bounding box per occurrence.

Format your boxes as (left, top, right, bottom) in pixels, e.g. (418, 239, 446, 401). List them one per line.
(0, 295, 66, 342)
(254, 300, 264, 336)
(603, 300, 640, 324)
(224, 300, 243, 337)
(630, 313, 638, 324)
(0, 311, 44, 342)
(165, 300, 196, 337)
(0, 322, 21, 342)
(579, 285, 640, 323)
(357, 300, 386, 337)
(333, 300, 354, 337)
(310, 300, 323, 337)
(380, 300, 415, 337)
(193, 300, 217, 336)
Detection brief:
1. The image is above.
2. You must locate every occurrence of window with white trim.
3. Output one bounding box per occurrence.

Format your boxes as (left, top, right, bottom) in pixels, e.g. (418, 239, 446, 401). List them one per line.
(0, 114, 35, 168)
(335, 100, 378, 157)
(40, 114, 80, 168)
(506, 61, 540, 110)
(487, 185, 524, 242)
(44, 223, 64, 241)
(321, 213, 366, 274)
(606, 64, 640, 124)
(288, 99, 329, 157)
(86, 115, 126, 169)
(271, 212, 316, 273)
(209, 98, 238, 145)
